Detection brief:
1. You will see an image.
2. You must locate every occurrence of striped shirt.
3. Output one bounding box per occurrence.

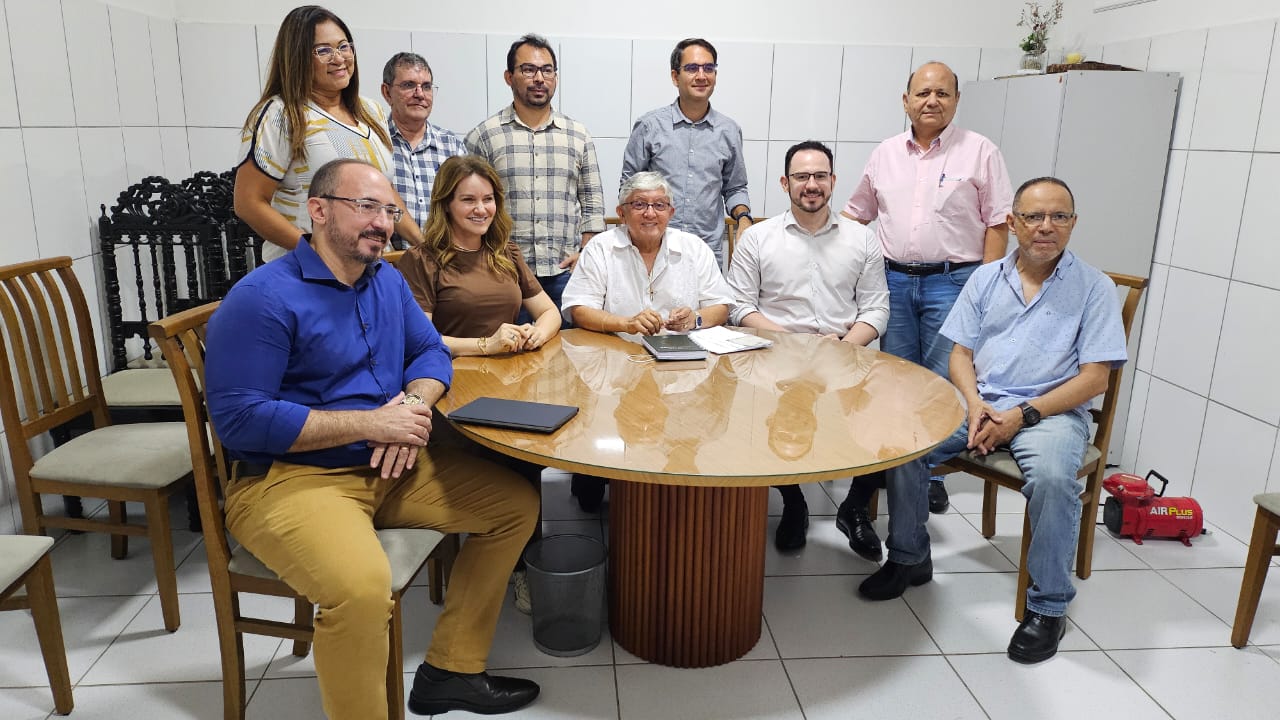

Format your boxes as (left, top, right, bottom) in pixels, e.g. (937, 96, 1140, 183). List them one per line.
(465, 105, 606, 277)
(388, 118, 466, 225)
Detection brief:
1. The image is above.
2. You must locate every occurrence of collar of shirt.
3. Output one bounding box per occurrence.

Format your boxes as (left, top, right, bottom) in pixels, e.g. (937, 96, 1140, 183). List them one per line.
(906, 121, 958, 155)
(294, 234, 383, 289)
(670, 99, 716, 128)
(998, 247, 1077, 303)
(604, 226, 686, 255)
(500, 103, 563, 132)
(781, 207, 839, 236)
(389, 118, 441, 153)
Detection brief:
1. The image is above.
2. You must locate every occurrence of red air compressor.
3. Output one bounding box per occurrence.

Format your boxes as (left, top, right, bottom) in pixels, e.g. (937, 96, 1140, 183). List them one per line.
(1102, 470, 1205, 546)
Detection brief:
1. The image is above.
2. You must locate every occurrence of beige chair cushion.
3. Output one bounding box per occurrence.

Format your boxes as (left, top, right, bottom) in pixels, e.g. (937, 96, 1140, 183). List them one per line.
(101, 368, 182, 407)
(228, 527, 445, 593)
(30, 423, 193, 489)
(956, 444, 1102, 479)
(0, 535, 54, 593)
(1255, 493, 1280, 516)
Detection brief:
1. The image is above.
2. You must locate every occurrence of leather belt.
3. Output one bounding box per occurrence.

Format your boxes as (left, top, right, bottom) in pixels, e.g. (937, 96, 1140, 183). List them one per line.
(885, 259, 980, 276)
(234, 461, 273, 478)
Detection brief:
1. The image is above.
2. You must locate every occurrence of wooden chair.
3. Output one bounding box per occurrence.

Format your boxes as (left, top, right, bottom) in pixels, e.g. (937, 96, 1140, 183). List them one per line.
(934, 272, 1148, 619)
(602, 216, 741, 264)
(149, 302, 452, 720)
(0, 534, 73, 715)
(0, 256, 193, 632)
(1231, 493, 1280, 648)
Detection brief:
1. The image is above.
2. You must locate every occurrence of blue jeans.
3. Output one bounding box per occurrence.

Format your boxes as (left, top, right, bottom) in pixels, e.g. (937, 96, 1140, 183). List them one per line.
(885, 412, 1090, 617)
(518, 271, 572, 327)
(881, 265, 976, 378)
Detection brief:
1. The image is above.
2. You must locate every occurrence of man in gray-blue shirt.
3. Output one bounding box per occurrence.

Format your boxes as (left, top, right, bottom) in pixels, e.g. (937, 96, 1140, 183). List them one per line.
(621, 38, 753, 266)
(863, 177, 1127, 666)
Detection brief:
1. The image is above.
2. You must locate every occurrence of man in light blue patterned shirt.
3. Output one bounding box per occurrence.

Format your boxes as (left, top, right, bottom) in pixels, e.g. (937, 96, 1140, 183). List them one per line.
(864, 177, 1128, 666)
(622, 38, 753, 266)
(381, 52, 466, 230)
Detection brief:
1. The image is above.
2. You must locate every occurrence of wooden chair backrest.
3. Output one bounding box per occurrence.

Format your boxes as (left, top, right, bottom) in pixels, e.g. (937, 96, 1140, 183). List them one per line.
(382, 250, 405, 265)
(1091, 272, 1148, 458)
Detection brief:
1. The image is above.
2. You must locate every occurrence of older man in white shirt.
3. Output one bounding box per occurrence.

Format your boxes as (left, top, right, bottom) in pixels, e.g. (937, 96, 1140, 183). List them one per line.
(726, 140, 889, 551)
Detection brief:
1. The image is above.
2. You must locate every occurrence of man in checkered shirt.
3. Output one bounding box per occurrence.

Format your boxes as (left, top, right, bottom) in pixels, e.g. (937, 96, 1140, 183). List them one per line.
(381, 52, 466, 229)
(466, 34, 606, 320)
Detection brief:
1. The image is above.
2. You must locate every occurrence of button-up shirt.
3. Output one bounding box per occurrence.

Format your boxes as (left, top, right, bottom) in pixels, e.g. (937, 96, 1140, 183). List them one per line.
(941, 249, 1127, 420)
(621, 101, 751, 254)
(726, 208, 889, 336)
(845, 123, 1012, 264)
(206, 237, 452, 468)
(388, 118, 466, 225)
(465, 105, 606, 277)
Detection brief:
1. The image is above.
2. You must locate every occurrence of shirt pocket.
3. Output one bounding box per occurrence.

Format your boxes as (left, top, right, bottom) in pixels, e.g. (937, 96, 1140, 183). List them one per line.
(934, 177, 979, 222)
(1030, 313, 1081, 352)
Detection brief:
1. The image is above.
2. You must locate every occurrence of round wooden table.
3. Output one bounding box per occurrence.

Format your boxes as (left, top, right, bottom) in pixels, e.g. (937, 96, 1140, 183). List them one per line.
(438, 329, 963, 667)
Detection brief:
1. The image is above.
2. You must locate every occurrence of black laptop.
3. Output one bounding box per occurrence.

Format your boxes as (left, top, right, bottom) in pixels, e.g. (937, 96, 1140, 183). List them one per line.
(448, 397, 579, 433)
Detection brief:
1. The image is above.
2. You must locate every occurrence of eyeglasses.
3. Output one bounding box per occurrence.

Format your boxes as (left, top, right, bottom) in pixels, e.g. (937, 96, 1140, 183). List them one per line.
(626, 200, 672, 213)
(313, 42, 355, 62)
(681, 63, 718, 75)
(516, 64, 557, 79)
(321, 195, 403, 223)
(1014, 211, 1076, 227)
(788, 171, 832, 183)
(394, 81, 435, 94)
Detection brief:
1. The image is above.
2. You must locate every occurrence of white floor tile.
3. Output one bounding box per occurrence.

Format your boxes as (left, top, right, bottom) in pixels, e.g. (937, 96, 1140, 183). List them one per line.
(424, 665, 617, 719)
(1109, 647, 1280, 720)
(1115, 521, 1249, 569)
(612, 619, 778, 664)
(617, 660, 802, 720)
(1069, 570, 1231, 649)
(0, 594, 148, 686)
(762, 575, 938, 658)
(923, 512, 1017, 573)
(539, 473, 608, 522)
(0, 685, 59, 720)
(950, 651, 1172, 720)
(973, 512, 1150, 572)
(764, 513, 882, 576)
(53, 680, 226, 719)
(245, 676, 324, 719)
(1159, 567, 1280, 644)
(767, 482, 838, 516)
(49, 525, 203, 598)
(1260, 645, 1280, 663)
(786, 656, 985, 720)
(936, 472, 991, 515)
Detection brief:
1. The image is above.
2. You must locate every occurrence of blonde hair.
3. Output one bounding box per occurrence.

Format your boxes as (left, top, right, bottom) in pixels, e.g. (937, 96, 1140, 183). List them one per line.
(421, 155, 517, 280)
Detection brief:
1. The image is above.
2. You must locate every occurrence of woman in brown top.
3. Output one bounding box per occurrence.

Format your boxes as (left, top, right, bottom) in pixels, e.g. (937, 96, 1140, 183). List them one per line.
(397, 155, 560, 355)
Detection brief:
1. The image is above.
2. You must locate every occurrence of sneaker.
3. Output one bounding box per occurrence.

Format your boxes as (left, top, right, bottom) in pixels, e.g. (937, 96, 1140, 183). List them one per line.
(513, 570, 532, 615)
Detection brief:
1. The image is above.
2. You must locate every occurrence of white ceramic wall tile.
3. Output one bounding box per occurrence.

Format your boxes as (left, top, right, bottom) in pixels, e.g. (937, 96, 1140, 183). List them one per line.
(1210, 281, 1280, 425)
(149, 16, 186, 127)
(348, 27, 411, 119)
(186, 127, 241, 175)
(768, 43, 842, 142)
(485, 34, 563, 119)
(742, 139, 769, 221)
(908, 46, 981, 87)
(0, 129, 37, 267)
(0, 3, 19, 127)
(1120, 370, 1152, 473)
(706, 41, 773, 142)
(1232, 153, 1280, 290)
(77, 128, 129, 226)
(837, 45, 912, 143)
(159, 126, 191, 180)
(1151, 150, 1186, 266)
(832, 141, 876, 218)
(409, 31, 488, 136)
(1134, 377, 1209, 489)
(6, 0, 75, 126)
(254, 23, 275, 88)
(593, 136, 626, 210)
(23, 128, 92, 259)
(1136, 263, 1168, 373)
(110, 6, 158, 127)
(1147, 29, 1207, 151)
(1258, 23, 1280, 152)
(177, 23, 260, 128)
(1189, 21, 1274, 152)
(558, 37, 632, 140)
(1149, 267, 1228, 394)
(1101, 38, 1152, 70)
(761, 140, 791, 217)
(1191, 402, 1278, 540)
(1169, 150, 1250, 278)
(977, 46, 1023, 80)
(630, 38, 679, 125)
(121, 126, 164, 184)
(1270, 432, 1280, 494)
(63, 0, 121, 127)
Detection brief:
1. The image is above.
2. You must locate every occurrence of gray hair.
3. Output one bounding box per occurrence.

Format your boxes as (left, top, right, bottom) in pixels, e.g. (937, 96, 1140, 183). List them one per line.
(382, 52, 432, 86)
(620, 171, 672, 204)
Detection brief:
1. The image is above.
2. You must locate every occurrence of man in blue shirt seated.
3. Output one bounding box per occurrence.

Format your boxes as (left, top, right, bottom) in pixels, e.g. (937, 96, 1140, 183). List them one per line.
(206, 158, 540, 718)
(862, 177, 1128, 665)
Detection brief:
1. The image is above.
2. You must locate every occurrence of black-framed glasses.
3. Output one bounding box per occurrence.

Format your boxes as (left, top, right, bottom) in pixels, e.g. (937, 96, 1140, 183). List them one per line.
(1014, 211, 1075, 227)
(394, 81, 435, 94)
(313, 42, 355, 62)
(681, 62, 718, 75)
(517, 64, 557, 78)
(626, 200, 671, 213)
(788, 171, 832, 183)
(321, 195, 403, 223)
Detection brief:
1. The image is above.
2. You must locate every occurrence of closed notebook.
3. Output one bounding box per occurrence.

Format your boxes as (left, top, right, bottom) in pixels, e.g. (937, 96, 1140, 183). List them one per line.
(640, 333, 707, 361)
(448, 397, 579, 433)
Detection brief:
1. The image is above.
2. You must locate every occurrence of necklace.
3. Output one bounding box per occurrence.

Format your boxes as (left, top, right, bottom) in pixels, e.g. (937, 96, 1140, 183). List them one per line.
(452, 244, 480, 253)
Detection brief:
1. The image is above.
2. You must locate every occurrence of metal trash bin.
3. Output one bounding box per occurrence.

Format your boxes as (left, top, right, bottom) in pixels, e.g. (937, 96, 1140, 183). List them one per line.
(522, 534, 607, 657)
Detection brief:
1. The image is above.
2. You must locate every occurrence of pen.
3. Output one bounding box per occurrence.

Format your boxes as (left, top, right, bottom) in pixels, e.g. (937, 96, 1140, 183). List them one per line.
(938, 172, 945, 187)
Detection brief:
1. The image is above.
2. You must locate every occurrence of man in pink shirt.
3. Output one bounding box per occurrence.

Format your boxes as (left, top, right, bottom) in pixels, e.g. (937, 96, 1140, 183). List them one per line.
(836, 62, 1013, 561)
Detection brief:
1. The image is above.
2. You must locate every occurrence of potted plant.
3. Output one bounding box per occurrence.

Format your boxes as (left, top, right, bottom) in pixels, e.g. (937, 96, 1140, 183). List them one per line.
(1018, 0, 1064, 73)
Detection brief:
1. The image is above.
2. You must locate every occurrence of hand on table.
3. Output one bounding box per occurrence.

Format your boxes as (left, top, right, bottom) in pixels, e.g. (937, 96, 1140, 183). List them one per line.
(664, 306, 698, 332)
(625, 309, 664, 335)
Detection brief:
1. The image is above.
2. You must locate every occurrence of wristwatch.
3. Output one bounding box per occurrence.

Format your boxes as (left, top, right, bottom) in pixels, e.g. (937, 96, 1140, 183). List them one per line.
(402, 393, 426, 406)
(732, 211, 753, 223)
(694, 313, 703, 329)
(1018, 402, 1041, 427)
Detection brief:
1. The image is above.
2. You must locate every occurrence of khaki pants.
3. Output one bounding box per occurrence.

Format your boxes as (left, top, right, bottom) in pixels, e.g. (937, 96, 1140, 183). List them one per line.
(224, 444, 539, 720)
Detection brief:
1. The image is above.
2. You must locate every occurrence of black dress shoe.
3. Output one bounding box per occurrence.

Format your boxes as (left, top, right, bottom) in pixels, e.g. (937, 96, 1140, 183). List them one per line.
(928, 479, 950, 514)
(570, 474, 606, 513)
(1007, 611, 1067, 664)
(835, 502, 883, 561)
(408, 663, 540, 715)
(775, 502, 809, 551)
(857, 555, 932, 601)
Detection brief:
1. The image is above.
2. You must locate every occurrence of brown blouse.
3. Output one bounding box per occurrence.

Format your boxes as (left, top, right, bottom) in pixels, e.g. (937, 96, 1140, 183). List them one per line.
(396, 242, 541, 338)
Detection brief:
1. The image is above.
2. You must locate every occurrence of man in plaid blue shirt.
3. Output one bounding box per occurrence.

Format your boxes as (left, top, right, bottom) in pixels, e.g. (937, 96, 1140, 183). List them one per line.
(381, 52, 466, 230)
(466, 34, 606, 316)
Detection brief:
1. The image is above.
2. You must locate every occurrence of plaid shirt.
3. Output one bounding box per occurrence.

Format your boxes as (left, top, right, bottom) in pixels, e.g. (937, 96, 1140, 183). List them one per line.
(388, 118, 467, 226)
(466, 105, 606, 277)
